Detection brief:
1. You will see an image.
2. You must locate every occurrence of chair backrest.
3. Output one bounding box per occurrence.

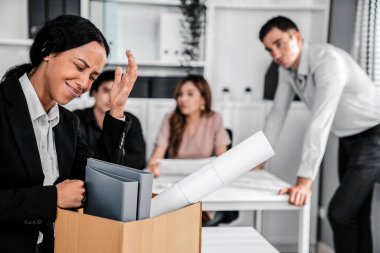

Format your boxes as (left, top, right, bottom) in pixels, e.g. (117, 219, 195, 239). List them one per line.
(371, 183, 380, 252)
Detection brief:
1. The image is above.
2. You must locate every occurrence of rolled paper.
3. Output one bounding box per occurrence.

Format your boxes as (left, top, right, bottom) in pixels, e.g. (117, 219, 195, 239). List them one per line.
(159, 157, 216, 176)
(150, 131, 275, 217)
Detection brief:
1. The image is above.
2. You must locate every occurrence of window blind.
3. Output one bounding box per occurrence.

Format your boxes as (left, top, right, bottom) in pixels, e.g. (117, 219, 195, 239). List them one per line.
(353, 0, 380, 86)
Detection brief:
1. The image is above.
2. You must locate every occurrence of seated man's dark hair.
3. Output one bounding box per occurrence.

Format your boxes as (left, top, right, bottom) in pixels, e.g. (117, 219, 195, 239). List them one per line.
(259, 16, 299, 41)
(90, 69, 115, 96)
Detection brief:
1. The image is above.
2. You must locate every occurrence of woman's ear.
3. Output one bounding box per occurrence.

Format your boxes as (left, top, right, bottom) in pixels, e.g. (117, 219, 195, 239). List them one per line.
(43, 52, 57, 62)
(200, 98, 206, 111)
(43, 55, 51, 62)
(201, 97, 206, 106)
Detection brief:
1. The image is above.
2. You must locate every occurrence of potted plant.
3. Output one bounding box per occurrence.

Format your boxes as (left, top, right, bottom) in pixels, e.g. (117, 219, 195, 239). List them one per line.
(179, 0, 207, 63)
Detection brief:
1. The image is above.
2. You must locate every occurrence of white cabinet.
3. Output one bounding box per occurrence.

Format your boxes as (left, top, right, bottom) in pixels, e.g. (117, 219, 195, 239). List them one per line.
(124, 98, 149, 140)
(215, 101, 266, 145)
(89, 0, 205, 77)
(264, 102, 319, 252)
(145, 99, 175, 158)
(218, 100, 317, 252)
(204, 0, 331, 101)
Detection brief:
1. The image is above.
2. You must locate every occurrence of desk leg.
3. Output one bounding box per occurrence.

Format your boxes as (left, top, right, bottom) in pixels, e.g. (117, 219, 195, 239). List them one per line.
(299, 202, 310, 253)
(254, 210, 263, 233)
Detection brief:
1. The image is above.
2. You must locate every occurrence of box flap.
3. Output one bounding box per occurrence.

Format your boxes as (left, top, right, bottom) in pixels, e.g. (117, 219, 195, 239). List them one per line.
(121, 202, 202, 253)
(55, 208, 125, 253)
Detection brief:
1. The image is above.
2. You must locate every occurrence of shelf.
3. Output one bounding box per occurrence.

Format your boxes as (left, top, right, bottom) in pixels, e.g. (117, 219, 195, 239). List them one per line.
(0, 38, 33, 47)
(216, 4, 327, 11)
(211, 1, 327, 11)
(107, 59, 205, 68)
(90, 0, 179, 6)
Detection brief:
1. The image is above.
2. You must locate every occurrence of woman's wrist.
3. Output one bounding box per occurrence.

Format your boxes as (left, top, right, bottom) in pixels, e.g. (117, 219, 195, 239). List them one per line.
(109, 108, 124, 119)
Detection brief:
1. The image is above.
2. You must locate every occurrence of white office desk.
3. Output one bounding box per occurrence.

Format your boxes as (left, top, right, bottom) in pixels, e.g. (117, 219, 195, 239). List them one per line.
(153, 170, 310, 253)
(202, 227, 279, 253)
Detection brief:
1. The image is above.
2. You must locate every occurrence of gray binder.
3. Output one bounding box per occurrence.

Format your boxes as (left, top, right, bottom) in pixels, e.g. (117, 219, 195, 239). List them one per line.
(85, 166, 138, 222)
(87, 158, 154, 220)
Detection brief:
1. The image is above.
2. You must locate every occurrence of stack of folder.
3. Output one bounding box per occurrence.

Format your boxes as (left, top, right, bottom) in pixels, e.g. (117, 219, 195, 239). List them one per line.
(85, 158, 154, 222)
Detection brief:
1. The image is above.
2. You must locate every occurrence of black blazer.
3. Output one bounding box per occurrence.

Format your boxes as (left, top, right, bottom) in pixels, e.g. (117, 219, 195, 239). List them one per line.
(74, 107, 146, 169)
(0, 75, 131, 253)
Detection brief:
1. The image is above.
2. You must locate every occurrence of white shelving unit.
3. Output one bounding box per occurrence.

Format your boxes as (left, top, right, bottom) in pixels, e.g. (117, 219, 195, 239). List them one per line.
(0, 39, 32, 47)
(107, 59, 205, 68)
(89, 0, 207, 76)
(106, 60, 204, 76)
(93, 0, 180, 6)
(204, 0, 331, 101)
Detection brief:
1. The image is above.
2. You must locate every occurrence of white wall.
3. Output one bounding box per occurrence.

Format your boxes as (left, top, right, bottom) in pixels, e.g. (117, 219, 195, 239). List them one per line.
(209, 9, 317, 101)
(0, 0, 29, 79)
(0, 0, 28, 39)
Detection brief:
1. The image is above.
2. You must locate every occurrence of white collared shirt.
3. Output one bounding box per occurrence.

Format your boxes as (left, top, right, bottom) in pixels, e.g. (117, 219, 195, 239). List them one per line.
(19, 73, 60, 244)
(264, 43, 380, 180)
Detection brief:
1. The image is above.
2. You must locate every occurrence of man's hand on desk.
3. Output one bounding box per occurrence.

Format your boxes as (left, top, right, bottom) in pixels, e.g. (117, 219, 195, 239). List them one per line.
(278, 177, 312, 206)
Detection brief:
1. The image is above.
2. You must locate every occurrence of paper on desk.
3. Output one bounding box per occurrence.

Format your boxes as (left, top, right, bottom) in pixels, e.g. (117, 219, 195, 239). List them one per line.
(159, 157, 216, 176)
(150, 131, 275, 217)
(230, 176, 290, 192)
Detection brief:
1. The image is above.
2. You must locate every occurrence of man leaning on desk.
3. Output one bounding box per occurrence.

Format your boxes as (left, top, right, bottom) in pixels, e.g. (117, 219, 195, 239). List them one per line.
(257, 16, 380, 253)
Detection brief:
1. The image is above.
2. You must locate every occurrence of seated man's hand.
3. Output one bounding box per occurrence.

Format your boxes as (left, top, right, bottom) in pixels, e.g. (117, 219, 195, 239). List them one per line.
(278, 177, 312, 206)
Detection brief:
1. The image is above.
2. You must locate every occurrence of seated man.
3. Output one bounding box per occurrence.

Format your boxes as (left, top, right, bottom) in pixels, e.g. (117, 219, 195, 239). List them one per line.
(74, 70, 146, 169)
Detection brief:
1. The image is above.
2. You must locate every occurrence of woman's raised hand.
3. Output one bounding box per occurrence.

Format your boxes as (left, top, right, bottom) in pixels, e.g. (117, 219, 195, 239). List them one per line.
(109, 50, 138, 118)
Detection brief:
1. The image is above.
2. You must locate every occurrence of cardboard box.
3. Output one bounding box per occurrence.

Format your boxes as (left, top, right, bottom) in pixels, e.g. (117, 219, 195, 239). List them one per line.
(54, 202, 202, 253)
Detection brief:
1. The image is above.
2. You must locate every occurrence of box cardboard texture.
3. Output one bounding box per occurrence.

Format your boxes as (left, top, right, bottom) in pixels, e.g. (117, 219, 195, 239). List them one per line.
(54, 202, 202, 253)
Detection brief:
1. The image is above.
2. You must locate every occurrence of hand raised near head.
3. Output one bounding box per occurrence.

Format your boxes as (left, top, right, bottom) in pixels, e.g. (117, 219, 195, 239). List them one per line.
(109, 50, 138, 119)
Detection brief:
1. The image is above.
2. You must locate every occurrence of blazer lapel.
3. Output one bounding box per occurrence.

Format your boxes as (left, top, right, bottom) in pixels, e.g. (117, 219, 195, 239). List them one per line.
(54, 108, 76, 182)
(4, 76, 44, 185)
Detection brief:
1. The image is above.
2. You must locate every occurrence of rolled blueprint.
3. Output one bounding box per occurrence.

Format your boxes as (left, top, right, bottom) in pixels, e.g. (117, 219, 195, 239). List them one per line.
(150, 131, 275, 217)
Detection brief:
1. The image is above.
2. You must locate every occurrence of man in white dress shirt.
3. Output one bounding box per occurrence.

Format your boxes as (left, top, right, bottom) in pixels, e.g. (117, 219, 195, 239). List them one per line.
(259, 16, 380, 253)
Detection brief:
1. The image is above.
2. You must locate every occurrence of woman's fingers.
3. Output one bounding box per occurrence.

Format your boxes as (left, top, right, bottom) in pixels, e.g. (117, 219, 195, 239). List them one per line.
(119, 51, 137, 94)
(108, 50, 138, 118)
(125, 50, 137, 76)
(114, 66, 122, 84)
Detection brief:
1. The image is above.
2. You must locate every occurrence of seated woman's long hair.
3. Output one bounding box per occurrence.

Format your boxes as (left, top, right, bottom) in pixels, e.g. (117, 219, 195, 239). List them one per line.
(168, 75, 213, 158)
